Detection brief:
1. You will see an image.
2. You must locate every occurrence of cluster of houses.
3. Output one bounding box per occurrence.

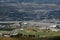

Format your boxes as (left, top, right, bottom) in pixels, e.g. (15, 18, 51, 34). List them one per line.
(22, 21, 60, 31)
(0, 21, 60, 37)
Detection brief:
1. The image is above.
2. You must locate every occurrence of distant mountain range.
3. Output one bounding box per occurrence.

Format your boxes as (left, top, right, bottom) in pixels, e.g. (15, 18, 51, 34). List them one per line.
(0, 0, 60, 4)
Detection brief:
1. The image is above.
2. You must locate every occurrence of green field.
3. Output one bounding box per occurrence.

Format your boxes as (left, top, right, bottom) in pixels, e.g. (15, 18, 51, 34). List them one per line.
(18, 28, 60, 38)
(0, 28, 60, 40)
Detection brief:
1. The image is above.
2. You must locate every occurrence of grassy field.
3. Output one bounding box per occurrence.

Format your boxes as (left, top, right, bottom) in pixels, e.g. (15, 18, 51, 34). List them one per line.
(0, 28, 60, 40)
(0, 35, 60, 40)
(18, 28, 60, 38)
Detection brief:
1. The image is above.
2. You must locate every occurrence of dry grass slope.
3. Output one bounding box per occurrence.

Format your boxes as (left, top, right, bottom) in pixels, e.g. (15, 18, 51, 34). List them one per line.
(0, 36, 60, 40)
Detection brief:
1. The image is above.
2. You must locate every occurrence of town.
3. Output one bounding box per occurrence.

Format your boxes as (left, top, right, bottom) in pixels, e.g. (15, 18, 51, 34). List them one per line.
(0, 21, 60, 37)
(0, 0, 60, 40)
